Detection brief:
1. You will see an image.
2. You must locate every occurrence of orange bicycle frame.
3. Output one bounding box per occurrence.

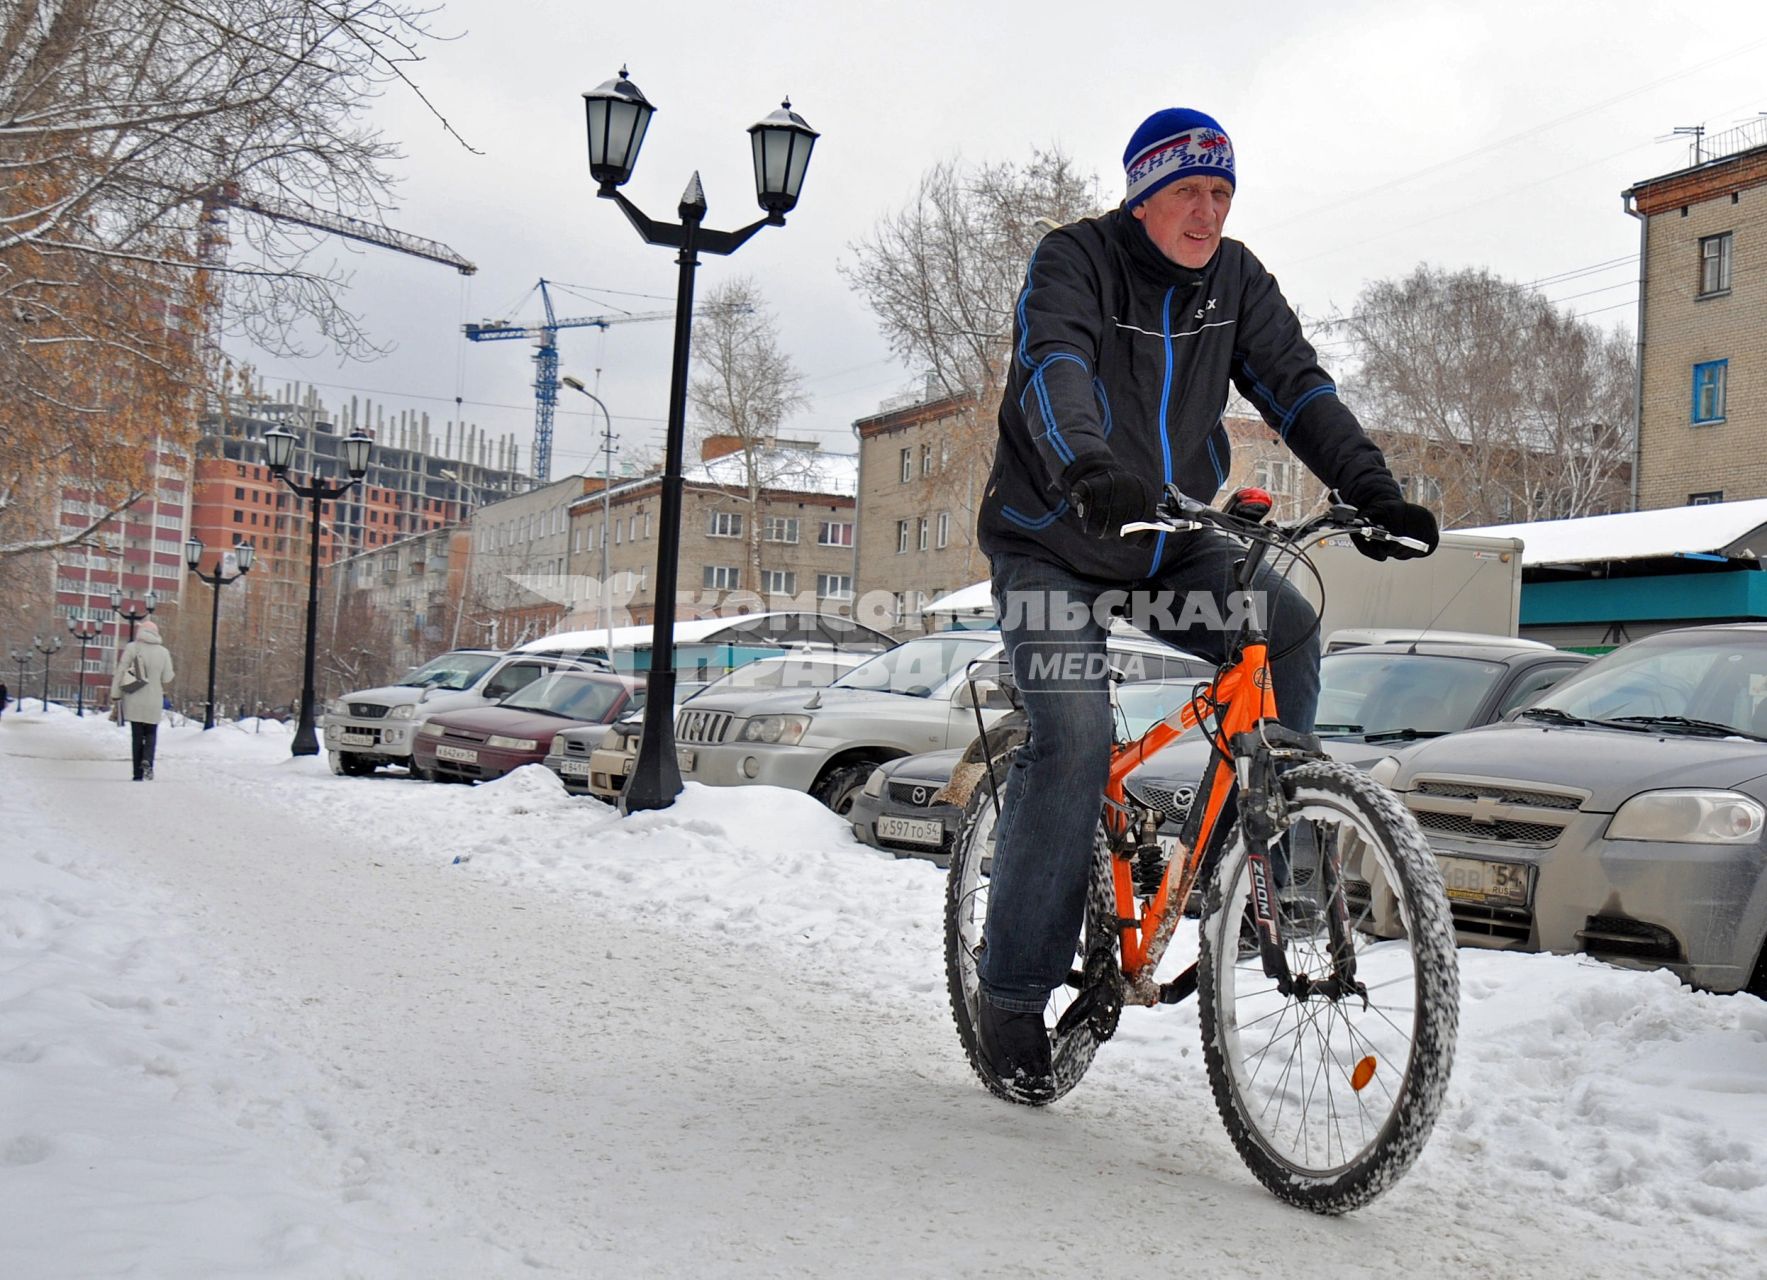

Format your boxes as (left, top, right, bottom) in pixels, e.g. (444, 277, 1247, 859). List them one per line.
(1103, 641, 1279, 980)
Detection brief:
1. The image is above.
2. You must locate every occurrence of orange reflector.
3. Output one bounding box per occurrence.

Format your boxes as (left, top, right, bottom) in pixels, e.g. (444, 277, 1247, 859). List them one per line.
(1351, 1056, 1377, 1091)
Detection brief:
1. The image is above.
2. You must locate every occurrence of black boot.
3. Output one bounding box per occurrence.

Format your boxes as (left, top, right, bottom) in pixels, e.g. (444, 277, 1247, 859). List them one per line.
(978, 998, 1055, 1104)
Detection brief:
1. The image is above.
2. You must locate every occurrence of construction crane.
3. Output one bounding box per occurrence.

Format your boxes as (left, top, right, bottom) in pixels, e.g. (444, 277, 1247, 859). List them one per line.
(463, 278, 674, 484)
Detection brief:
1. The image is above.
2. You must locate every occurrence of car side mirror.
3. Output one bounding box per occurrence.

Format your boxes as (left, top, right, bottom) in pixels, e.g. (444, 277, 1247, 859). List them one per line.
(956, 678, 1014, 711)
(418, 686, 434, 703)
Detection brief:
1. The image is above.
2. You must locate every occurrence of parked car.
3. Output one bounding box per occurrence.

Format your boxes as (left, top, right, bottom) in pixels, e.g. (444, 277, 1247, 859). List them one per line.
(848, 674, 1213, 863)
(546, 651, 870, 799)
(1370, 624, 1767, 995)
(410, 670, 644, 784)
(321, 648, 602, 777)
(670, 629, 1210, 817)
(1122, 637, 1591, 827)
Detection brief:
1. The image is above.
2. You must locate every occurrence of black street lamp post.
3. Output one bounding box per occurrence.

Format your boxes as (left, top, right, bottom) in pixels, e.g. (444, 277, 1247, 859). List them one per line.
(110, 587, 156, 641)
(185, 536, 255, 730)
(31, 632, 62, 711)
(263, 425, 372, 756)
(10, 649, 33, 709)
(66, 616, 103, 716)
(581, 66, 818, 814)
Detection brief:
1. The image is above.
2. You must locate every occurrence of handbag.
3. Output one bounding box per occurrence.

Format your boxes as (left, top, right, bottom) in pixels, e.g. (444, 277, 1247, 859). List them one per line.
(120, 655, 148, 696)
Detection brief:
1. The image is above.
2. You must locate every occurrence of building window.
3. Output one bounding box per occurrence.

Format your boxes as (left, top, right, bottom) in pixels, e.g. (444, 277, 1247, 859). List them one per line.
(1252, 458, 1295, 495)
(917, 517, 931, 551)
(234, 486, 245, 500)
(703, 564, 741, 591)
(817, 520, 854, 547)
(707, 510, 743, 538)
(921, 443, 933, 476)
(817, 573, 853, 600)
(763, 515, 800, 544)
(1699, 232, 1732, 296)
(896, 519, 910, 554)
(1689, 490, 1724, 505)
(613, 520, 622, 544)
(936, 511, 950, 549)
(1400, 474, 1443, 507)
(900, 448, 912, 483)
(1692, 359, 1728, 424)
(761, 569, 797, 595)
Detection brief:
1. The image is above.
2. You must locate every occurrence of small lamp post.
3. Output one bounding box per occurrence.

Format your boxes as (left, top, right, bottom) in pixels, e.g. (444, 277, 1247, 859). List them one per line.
(10, 649, 33, 710)
(264, 424, 373, 756)
(560, 376, 618, 663)
(31, 632, 62, 712)
(186, 535, 255, 730)
(581, 66, 817, 813)
(66, 615, 103, 716)
(110, 587, 156, 640)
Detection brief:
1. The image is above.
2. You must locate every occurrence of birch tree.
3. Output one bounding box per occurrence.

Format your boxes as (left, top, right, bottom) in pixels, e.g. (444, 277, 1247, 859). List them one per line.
(688, 276, 809, 599)
(1333, 265, 1634, 526)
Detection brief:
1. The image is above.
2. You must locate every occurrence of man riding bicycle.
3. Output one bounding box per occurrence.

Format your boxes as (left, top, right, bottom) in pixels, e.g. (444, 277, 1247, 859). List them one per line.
(974, 108, 1439, 1101)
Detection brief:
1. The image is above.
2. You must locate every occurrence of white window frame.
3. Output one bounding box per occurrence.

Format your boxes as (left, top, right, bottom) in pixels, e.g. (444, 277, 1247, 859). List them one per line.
(917, 517, 930, 552)
(707, 510, 743, 539)
(935, 511, 950, 549)
(896, 520, 910, 554)
(899, 448, 912, 483)
(763, 515, 800, 544)
(817, 573, 853, 601)
(761, 569, 797, 595)
(817, 520, 854, 547)
(703, 564, 741, 591)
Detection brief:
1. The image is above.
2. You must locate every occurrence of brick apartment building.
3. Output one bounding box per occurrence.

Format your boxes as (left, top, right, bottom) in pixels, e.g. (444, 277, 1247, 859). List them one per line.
(1624, 123, 1767, 509)
(464, 473, 604, 647)
(564, 438, 858, 629)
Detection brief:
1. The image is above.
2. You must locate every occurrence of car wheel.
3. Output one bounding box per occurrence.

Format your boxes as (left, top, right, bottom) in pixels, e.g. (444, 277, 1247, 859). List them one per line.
(812, 762, 875, 817)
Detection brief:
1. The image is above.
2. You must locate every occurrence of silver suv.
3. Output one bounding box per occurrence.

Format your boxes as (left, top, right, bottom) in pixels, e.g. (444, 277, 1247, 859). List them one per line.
(321, 648, 598, 777)
(674, 630, 1205, 813)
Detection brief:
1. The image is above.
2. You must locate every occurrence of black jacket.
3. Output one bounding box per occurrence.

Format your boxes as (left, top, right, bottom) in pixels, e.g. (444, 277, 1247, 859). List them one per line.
(977, 208, 1401, 581)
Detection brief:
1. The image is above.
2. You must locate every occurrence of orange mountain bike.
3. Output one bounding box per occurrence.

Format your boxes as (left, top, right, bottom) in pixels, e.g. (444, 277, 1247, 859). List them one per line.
(943, 488, 1459, 1214)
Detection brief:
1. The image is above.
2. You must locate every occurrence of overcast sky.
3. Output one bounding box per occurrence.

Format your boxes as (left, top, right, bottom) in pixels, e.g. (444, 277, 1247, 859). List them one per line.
(234, 0, 1767, 479)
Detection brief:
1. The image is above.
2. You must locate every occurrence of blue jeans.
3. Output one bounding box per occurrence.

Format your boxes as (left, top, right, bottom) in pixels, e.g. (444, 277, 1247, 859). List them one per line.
(976, 535, 1321, 1011)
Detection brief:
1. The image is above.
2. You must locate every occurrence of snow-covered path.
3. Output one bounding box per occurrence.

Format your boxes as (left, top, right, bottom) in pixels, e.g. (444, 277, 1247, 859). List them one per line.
(3, 708, 1764, 1277)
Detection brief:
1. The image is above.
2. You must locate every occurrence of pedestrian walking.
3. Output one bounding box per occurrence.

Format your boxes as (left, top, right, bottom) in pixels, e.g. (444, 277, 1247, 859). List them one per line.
(0, 678, 9, 718)
(111, 619, 176, 780)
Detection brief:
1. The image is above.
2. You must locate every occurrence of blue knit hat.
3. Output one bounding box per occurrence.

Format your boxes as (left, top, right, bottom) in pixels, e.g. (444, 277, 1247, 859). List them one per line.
(1124, 109, 1235, 208)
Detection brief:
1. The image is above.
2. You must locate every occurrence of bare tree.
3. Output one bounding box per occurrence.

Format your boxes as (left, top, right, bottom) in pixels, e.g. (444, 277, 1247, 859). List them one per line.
(0, 0, 465, 560)
(688, 276, 809, 596)
(842, 149, 1103, 575)
(1332, 265, 1634, 526)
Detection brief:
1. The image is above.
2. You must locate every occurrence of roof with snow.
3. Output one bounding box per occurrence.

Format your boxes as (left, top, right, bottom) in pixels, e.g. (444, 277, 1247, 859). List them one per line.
(1455, 498, 1767, 568)
(572, 448, 858, 509)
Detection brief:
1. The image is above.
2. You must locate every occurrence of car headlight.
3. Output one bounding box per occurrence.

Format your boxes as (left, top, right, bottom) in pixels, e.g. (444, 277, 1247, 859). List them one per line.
(1606, 790, 1765, 844)
(740, 714, 812, 745)
(1367, 755, 1403, 787)
(325, 698, 346, 718)
(388, 704, 416, 720)
(862, 766, 886, 798)
(419, 721, 446, 738)
(486, 734, 539, 751)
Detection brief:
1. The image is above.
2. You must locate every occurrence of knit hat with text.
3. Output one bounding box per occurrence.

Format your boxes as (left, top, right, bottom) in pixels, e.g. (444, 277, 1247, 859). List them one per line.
(1123, 109, 1235, 208)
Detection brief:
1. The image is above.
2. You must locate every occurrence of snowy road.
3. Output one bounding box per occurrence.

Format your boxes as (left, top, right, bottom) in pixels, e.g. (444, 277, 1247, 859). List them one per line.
(3, 708, 1764, 1277)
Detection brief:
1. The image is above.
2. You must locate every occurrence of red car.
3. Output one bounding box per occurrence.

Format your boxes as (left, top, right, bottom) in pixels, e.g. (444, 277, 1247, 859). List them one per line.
(412, 670, 645, 783)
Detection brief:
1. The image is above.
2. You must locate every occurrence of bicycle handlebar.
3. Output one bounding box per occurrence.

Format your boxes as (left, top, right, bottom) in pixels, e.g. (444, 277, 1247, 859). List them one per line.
(1119, 487, 1428, 553)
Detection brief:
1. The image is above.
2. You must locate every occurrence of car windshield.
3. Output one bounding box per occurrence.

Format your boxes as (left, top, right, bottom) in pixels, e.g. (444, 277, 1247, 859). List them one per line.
(397, 652, 499, 691)
(1114, 679, 1205, 738)
(832, 636, 995, 698)
(499, 673, 627, 720)
(698, 657, 854, 695)
(1311, 651, 1505, 737)
(1532, 633, 1767, 737)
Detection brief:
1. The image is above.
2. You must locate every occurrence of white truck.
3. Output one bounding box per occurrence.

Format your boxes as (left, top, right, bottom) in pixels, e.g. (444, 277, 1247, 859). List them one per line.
(1293, 530, 1526, 647)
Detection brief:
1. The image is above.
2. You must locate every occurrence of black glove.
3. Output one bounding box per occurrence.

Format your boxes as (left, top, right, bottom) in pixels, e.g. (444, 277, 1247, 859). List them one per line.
(1352, 496, 1440, 562)
(1064, 458, 1158, 539)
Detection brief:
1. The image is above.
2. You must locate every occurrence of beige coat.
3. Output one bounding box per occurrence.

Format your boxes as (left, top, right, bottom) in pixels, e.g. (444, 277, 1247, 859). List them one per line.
(111, 633, 175, 724)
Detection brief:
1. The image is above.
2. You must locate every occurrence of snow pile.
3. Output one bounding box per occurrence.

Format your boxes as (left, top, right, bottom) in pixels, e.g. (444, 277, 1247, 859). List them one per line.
(3, 711, 1765, 1275)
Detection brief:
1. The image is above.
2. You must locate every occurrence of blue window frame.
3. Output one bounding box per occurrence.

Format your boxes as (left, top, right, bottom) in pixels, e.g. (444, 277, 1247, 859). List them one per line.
(1692, 359, 1728, 424)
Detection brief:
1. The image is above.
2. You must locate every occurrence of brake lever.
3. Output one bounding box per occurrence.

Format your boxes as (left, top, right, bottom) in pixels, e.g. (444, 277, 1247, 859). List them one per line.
(1120, 519, 1203, 537)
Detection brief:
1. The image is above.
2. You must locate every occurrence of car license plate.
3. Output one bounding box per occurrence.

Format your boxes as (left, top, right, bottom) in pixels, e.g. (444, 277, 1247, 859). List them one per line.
(677, 748, 696, 772)
(1436, 855, 1529, 906)
(878, 815, 945, 847)
(436, 744, 477, 763)
(558, 759, 590, 778)
(340, 731, 375, 747)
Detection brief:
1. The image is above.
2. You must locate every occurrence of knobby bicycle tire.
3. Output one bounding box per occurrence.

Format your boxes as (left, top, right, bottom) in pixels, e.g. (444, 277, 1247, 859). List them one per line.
(944, 748, 1114, 1105)
(1197, 760, 1459, 1214)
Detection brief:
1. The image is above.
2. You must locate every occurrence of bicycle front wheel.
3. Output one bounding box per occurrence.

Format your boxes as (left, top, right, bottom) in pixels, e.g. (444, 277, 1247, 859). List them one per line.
(944, 752, 1114, 1106)
(1197, 760, 1458, 1214)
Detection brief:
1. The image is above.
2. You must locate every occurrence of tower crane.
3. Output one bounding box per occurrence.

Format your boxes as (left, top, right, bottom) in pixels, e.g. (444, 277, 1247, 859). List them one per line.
(463, 278, 676, 484)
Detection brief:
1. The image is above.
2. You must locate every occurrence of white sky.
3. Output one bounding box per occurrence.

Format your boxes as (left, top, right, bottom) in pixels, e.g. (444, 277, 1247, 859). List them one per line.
(234, 0, 1767, 478)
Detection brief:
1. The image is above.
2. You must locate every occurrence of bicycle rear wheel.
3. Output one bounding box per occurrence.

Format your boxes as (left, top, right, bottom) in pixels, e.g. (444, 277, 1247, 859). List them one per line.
(944, 752, 1114, 1105)
(1197, 760, 1458, 1214)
